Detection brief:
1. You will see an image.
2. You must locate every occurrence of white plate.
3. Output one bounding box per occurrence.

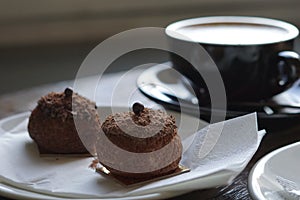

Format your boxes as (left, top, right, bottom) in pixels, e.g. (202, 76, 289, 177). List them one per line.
(0, 107, 263, 200)
(0, 107, 207, 200)
(249, 142, 300, 200)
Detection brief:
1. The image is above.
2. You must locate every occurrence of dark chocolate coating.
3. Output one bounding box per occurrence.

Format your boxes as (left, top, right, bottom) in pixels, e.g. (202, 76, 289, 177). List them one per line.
(101, 108, 177, 153)
(97, 107, 182, 179)
(28, 89, 101, 154)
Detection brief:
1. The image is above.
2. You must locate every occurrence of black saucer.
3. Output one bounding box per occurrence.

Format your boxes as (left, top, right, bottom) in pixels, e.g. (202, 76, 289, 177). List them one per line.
(137, 62, 300, 131)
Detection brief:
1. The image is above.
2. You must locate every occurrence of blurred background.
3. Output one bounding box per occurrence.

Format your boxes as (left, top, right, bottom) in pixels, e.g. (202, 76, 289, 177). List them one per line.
(1, 0, 300, 95)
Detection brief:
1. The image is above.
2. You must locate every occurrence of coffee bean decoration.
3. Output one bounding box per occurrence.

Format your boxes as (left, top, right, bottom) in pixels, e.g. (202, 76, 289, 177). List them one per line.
(132, 102, 144, 115)
(64, 87, 73, 97)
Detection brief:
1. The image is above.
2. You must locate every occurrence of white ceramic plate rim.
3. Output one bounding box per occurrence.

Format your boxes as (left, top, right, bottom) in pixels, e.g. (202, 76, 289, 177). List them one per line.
(248, 141, 300, 200)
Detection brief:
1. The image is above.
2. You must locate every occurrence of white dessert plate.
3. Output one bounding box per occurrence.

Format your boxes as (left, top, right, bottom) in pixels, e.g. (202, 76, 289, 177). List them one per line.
(248, 142, 300, 200)
(0, 107, 207, 200)
(0, 106, 263, 200)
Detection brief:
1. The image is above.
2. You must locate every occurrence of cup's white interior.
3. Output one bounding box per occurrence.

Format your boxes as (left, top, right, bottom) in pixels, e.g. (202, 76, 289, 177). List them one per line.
(166, 16, 299, 45)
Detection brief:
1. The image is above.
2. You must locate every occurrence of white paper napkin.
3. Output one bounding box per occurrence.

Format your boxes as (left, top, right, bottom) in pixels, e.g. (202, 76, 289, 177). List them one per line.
(0, 112, 265, 199)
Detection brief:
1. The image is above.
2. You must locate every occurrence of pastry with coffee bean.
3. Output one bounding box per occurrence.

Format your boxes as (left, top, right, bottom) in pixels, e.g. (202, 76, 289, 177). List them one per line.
(96, 102, 182, 179)
(28, 88, 100, 155)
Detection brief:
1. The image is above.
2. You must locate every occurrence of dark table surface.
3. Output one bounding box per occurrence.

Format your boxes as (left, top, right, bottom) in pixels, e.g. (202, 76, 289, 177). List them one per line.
(1, 69, 300, 200)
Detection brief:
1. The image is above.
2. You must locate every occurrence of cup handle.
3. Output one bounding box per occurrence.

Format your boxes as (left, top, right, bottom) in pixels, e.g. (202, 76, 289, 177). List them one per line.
(276, 51, 300, 86)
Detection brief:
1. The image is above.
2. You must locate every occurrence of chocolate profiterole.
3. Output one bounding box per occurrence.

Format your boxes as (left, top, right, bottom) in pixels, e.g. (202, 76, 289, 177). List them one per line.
(97, 102, 182, 179)
(28, 88, 100, 155)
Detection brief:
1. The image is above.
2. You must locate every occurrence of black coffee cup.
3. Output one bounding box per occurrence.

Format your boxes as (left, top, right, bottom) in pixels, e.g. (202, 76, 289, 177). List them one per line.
(165, 16, 300, 104)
